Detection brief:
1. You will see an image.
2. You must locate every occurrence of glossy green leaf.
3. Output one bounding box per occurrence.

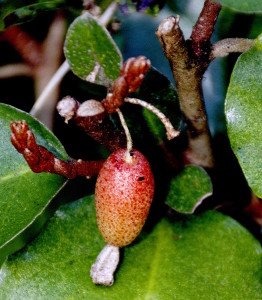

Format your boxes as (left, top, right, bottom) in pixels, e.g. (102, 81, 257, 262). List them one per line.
(0, 103, 68, 259)
(0, 0, 82, 30)
(0, 195, 261, 299)
(64, 13, 122, 87)
(217, 0, 262, 13)
(166, 166, 212, 214)
(225, 36, 262, 197)
(134, 67, 181, 143)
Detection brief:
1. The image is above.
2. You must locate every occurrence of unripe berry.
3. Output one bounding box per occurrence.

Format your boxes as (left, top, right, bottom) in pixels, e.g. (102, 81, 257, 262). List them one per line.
(95, 148, 155, 247)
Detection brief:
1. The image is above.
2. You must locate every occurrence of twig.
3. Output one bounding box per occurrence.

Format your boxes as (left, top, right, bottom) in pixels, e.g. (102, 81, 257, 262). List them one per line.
(245, 193, 262, 227)
(3, 13, 66, 129)
(57, 97, 126, 152)
(3, 26, 42, 67)
(156, 16, 214, 167)
(10, 120, 104, 179)
(102, 56, 150, 113)
(190, 0, 221, 63)
(35, 13, 66, 99)
(116, 108, 133, 162)
(125, 97, 180, 140)
(30, 61, 69, 116)
(0, 63, 32, 78)
(31, 13, 66, 129)
(98, 1, 119, 26)
(210, 38, 255, 60)
(57, 56, 152, 153)
(155, 0, 222, 168)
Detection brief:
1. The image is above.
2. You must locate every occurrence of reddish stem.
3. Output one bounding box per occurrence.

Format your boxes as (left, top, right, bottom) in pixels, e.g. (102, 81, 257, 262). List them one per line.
(10, 120, 104, 179)
(102, 56, 151, 113)
(57, 97, 127, 152)
(190, 0, 221, 63)
(4, 26, 42, 67)
(57, 56, 151, 152)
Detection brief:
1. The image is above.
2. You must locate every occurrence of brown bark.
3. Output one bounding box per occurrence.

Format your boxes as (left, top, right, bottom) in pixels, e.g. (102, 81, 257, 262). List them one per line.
(155, 0, 222, 168)
(57, 97, 127, 152)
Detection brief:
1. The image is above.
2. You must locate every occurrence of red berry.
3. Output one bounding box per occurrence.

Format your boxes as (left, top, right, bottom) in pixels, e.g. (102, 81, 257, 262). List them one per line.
(95, 148, 155, 247)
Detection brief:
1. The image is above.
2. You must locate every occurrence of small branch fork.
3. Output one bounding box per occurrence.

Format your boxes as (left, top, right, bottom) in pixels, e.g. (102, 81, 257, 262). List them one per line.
(56, 56, 153, 153)
(11, 56, 179, 178)
(57, 56, 179, 150)
(155, 0, 255, 168)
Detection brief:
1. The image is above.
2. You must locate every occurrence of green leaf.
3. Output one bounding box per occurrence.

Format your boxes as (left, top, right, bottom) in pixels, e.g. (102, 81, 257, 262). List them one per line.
(64, 13, 122, 87)
(0, 0, 81, 30)
(166, 166, 212, 214)
(225, 35, 262, 197)
(0, 195, 261, 299)
(0, 103, 68, 259)
(217, 0, 262, 13)
(135, 67, 181, 143)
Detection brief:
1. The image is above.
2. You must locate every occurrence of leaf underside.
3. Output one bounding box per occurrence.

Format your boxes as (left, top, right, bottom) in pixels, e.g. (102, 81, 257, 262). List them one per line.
(0, 195, 261, 299)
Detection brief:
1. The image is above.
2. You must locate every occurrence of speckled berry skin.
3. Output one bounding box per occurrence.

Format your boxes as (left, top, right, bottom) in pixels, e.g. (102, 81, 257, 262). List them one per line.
(95, 148, 155, 247)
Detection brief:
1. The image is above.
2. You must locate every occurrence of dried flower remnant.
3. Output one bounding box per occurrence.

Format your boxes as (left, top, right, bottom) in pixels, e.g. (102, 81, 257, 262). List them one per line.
(90, 244, 120, 286)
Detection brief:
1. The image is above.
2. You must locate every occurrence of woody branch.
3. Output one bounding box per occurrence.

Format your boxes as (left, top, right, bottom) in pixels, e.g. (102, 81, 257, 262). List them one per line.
(156, 0, 257, 169)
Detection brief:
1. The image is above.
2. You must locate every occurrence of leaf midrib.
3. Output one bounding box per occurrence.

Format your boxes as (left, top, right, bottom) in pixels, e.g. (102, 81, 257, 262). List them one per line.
(0, 166, 30, 182)
(144, 222, 168, 300)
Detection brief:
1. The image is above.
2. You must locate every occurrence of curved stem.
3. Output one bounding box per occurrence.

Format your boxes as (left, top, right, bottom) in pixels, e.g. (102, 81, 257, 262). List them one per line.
(0, 63, 32, 78)
(210, 38, 255, 60)
(116, 108, 133, 162)
(125, 97, 180, 140)
(30, 60, 70, 116)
